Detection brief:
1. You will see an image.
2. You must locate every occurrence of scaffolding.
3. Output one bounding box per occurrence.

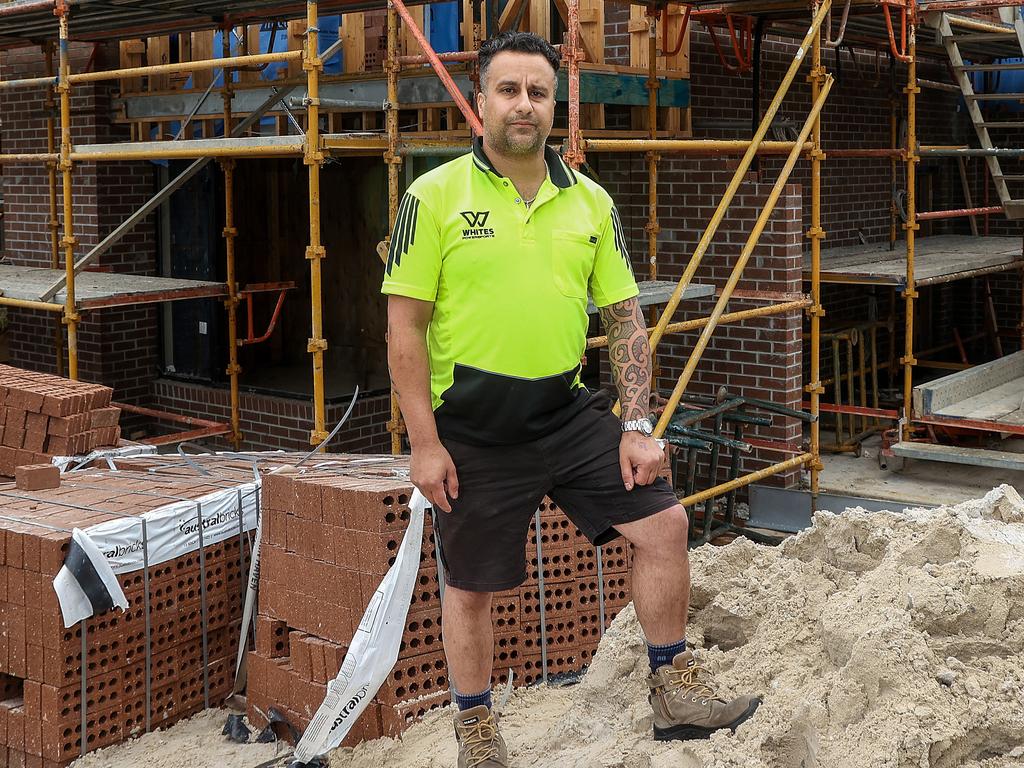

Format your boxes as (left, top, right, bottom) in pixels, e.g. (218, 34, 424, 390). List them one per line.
(4, 0, 1019, 514)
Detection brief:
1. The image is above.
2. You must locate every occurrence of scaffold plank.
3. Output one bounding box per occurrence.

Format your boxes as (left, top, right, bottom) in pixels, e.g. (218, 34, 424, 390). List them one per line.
(0, 265, 226, 310)
(802, 235, 1023, 287)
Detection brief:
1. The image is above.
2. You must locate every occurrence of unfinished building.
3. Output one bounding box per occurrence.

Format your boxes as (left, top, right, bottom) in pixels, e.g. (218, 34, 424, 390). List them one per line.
(1, 0, 1023, 761)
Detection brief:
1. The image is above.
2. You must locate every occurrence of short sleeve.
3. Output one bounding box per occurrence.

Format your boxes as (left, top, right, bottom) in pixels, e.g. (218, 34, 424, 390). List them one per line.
(589, 204, 639, 307)
(381, 190, 442, 302)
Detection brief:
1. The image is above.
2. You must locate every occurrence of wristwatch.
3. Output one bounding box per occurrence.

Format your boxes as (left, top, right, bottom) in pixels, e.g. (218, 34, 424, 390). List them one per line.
(621, 417, 654, 437)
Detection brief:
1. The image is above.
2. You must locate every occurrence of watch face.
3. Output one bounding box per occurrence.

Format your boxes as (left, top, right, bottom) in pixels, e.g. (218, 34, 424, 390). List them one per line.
(640, 418, 654, 436)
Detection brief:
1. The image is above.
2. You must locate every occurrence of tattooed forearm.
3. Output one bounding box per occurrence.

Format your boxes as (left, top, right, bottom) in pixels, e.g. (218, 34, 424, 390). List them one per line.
(599, 297, 652, 421)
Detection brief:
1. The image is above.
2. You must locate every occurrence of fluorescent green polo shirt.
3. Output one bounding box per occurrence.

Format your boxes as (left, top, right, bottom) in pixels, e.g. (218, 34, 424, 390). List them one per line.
(382, 137, 638, 446)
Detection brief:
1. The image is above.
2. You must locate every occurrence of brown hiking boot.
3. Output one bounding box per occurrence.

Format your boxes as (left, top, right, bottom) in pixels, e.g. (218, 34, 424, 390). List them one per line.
(648, 649, 761, 741)
(454, 705, 509, 768)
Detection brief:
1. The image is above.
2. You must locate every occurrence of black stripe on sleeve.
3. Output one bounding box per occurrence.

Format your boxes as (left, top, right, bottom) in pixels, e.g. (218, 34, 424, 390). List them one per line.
(387, 192, 421, 276)
(611, 206, 631, 270)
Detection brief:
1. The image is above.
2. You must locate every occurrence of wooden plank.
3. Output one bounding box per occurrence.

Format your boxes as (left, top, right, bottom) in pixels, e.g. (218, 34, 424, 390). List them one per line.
(629, 4, 688, 74)
(191, 31, 214, 89)
(662, 4, 690, 74)
(118, 39, 145, 94)
(892, 440, 1024, 472)
(400, 4, 425, 57)
(528, 0, 550, 41)
(551, 0, 597, 64)
(289, 20, 308, 77)
(581, 103, 605, 129)
(629, 6, 648, 69)
(498, 0, 529, 32)
(146, 36, 171, 92)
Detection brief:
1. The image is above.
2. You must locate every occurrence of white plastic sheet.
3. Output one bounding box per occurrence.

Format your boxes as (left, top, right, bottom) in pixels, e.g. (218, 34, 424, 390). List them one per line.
(292, 490, 428, 762)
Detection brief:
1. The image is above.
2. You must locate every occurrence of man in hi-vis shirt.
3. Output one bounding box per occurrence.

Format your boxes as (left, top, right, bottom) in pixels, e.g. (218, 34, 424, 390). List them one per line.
(383, 31, 760, 767)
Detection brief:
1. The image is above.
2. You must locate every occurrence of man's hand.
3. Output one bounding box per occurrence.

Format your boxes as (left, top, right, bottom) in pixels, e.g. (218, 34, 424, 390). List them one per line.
(619, 431, 663, 491)
(411, 441, 460, 513)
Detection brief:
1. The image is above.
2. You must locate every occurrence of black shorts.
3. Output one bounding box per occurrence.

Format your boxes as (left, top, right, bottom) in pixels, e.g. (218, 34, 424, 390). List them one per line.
(433, 389, 679, 592)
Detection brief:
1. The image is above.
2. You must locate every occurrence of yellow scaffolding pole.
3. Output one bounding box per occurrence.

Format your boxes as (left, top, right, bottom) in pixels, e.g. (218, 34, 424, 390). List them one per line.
(587, 299, 812, 349)
(67, 50, 302, 85)
(0, 297, 65, 313)
(902, 26, 919, 440)
(645, 0, 832, 364)
(583, 139, 810, 154)
(653, 74, 835, 437)
(56, 3, 79, 379)
(222, 159, 242, 449)
(645, 8, 661, 386)
(679, 453, 813, 508)
(807, 1, 826, 502)
(44, 40, 64, 376)
(386, 3, 405, 456)
(305, 0, 329, 446)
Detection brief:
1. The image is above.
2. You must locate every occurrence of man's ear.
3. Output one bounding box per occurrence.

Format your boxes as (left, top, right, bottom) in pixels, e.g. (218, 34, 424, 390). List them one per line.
(476, 89, 485, 115)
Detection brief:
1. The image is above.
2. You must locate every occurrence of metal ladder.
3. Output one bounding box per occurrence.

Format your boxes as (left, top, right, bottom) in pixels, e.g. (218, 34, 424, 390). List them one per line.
(938, 9, 1024, 219)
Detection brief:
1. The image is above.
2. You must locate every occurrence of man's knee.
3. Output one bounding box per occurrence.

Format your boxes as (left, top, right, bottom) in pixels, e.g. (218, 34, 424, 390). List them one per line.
(443, 585, 493, 614)
(634, 504, 689, 555)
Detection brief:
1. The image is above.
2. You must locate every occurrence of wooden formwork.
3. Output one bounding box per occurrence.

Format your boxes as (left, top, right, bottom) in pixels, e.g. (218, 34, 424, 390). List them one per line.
(114, 4, 689, 139)
(629, 3, 690, 134)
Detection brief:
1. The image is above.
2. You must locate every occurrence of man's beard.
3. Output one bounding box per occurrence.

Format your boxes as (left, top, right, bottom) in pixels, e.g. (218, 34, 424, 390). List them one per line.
(487, 120, 544, 156)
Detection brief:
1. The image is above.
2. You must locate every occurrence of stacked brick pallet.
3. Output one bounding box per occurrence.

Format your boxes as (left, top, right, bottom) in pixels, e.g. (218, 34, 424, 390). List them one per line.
(248, 465, 634, 744)
(0, 365, 121, 477)
(0, 463, 254, 767)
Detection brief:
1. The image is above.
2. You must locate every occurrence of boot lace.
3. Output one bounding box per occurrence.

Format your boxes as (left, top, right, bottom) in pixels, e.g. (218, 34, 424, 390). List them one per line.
(665, 661, 716, 705)
(457, 712, 501, 768)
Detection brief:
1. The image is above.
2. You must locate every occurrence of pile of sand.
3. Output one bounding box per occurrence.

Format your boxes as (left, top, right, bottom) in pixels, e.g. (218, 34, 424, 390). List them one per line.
(73, 485, 1024, 768)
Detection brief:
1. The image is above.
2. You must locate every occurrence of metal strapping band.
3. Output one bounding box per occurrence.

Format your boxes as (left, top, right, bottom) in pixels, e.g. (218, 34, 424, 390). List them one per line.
(195, 501, 211, 708)
(432, 507, 446, 603)
(237, 489, 246, 617)
(534, 510, 548, 684)
(141, 519, 153, 733)
(80, 619, 88, 756)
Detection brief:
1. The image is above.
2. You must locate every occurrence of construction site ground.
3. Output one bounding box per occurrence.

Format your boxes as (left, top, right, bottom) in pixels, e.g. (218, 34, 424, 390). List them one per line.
(69, 486, 1024, 768)
(819, 436, 1024, 508)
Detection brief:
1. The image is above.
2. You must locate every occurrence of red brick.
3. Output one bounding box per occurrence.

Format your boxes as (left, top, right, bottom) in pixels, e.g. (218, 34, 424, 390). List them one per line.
(15, 465, 60, 492)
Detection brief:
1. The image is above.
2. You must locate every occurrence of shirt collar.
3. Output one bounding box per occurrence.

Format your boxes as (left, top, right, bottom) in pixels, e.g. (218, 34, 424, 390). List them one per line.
(471, 136, 577, 190)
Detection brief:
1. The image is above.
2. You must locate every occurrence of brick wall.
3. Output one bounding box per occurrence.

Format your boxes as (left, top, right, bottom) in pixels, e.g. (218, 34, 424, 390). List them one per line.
(150, 379, 392, 453)
(1, 42, 158, 405)
(597, 155, 804, 488)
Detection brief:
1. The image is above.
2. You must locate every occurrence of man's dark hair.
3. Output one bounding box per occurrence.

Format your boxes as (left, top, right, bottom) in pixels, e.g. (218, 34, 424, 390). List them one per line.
(478, 31, 560, 89)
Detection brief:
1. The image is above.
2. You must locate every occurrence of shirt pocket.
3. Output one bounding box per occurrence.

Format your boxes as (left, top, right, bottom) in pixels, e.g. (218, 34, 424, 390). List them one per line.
(550, 230, 597, 299)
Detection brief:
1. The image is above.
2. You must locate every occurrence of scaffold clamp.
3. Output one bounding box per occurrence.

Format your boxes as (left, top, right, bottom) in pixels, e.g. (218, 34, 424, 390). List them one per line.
(305, 245, 326, 261)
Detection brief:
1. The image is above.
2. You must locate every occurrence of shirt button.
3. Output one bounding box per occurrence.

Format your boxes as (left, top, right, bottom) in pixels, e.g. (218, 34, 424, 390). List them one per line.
(515, 198, 521, 203)
(503, 181, 508, 186)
